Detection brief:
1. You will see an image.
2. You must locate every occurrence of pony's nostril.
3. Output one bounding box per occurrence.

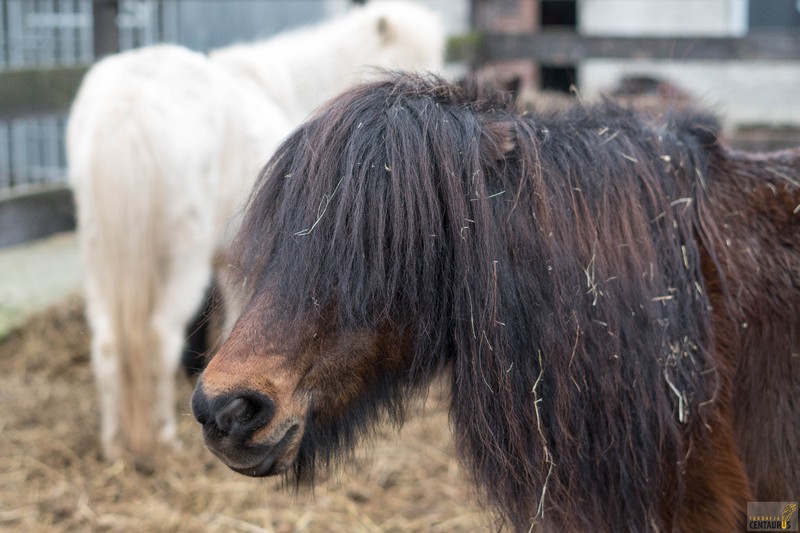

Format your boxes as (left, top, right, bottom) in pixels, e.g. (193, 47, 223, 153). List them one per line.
(214, 397, 248, 433)
(207, 392, 275, 437)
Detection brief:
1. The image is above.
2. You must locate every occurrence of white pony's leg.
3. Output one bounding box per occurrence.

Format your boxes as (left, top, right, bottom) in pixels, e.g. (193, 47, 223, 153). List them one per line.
(84, 284, 122, 459)
(152, 250, 214, 446)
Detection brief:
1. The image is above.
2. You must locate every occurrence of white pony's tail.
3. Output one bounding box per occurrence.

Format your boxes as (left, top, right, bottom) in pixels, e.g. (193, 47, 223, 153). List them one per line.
(71, 95, 165, 459)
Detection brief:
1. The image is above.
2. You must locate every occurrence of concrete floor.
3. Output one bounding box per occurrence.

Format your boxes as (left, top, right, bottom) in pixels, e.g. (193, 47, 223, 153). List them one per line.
(0, 231, 82, 338)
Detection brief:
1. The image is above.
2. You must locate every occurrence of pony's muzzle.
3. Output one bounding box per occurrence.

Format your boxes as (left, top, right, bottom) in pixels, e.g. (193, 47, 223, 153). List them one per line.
(191, 382, 302, 477)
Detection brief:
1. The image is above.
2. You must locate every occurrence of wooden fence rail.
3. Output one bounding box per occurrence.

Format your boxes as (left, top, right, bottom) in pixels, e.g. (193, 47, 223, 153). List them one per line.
(477, 29, 800, 65)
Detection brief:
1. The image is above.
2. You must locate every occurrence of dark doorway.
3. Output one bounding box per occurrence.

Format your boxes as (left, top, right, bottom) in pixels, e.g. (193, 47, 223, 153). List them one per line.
(539, 0, 577, 93)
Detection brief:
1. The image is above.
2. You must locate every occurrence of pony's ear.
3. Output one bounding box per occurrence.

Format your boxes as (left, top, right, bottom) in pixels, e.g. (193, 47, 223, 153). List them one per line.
(659, 109, 720, 148)
(376, 16, 393, 45)
(678, 112, 721, 147)
(480, 118, 517, 161)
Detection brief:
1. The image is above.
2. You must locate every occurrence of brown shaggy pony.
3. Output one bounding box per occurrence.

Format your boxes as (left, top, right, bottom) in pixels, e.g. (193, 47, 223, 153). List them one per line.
(192, 74, 800, 531)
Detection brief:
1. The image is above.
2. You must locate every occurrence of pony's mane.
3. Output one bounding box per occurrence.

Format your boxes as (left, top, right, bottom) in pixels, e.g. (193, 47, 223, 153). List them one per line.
(231, 73, 724, 530)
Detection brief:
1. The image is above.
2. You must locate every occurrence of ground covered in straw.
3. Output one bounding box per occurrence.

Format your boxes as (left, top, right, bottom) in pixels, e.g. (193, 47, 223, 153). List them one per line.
(0, 296, 490, 532)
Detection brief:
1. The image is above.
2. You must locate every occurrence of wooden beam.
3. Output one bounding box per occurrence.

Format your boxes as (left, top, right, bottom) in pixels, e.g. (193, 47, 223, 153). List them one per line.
(0, 187, 75, 248)
(92, 0, 120, 59)
(0, 67, 87, 118)
(480, 29, 800, 65)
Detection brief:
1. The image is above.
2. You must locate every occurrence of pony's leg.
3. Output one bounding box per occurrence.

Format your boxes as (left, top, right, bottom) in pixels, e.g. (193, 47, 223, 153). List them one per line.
(84, 294, 122, 459)
(151, 257, 213, 446)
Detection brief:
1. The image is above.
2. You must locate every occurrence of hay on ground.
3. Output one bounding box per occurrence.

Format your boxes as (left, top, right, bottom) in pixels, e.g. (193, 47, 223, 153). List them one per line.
(0, 296, 487, 532)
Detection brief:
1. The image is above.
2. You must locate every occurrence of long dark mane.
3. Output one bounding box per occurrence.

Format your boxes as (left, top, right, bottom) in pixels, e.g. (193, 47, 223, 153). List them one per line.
(231, 73, 727, 530)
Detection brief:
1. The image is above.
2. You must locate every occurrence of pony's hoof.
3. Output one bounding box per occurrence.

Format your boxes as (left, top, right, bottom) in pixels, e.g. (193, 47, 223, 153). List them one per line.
(101, 439, 123, 462)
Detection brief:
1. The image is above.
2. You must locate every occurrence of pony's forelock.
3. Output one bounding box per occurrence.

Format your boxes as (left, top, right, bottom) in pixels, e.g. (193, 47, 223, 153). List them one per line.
(233, 72, 517, 338)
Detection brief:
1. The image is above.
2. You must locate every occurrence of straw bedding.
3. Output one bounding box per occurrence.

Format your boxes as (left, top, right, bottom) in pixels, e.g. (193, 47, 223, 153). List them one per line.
(0, 296, 487, 532)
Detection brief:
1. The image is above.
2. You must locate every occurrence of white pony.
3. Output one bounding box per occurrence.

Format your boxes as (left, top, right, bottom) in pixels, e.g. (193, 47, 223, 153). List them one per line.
(68, 45, 282, 460)
(67, 1, 444, 462)
(210, 1, 446, 125)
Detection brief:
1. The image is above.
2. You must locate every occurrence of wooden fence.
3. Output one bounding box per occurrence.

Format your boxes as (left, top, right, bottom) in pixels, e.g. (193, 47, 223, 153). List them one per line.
(2, 0, 800, 246)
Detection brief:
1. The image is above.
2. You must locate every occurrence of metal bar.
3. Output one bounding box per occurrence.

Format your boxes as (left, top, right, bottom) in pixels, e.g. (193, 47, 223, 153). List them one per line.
(0, 122, 9, 189)
(10, 119, 24, 187)
(79, 0, 92, 64)
(7, 0, 23, 68)
(0, 0, 7, 68)
(52, 0, 61, 66)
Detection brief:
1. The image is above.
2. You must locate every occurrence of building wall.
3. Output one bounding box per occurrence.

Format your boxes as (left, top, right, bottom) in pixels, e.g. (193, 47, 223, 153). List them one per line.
(579, 0, 748, 37)
(581, 59, 800, 127)
(577, 0, 800, 129)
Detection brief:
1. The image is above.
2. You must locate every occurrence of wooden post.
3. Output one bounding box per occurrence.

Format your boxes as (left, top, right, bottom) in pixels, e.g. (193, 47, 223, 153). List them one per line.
(92, 0, 119, 59)
(471, 0, 540, 93)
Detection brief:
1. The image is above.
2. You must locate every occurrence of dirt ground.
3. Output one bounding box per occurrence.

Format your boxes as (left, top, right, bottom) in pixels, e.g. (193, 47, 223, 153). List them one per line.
(0, 296, 491, 532)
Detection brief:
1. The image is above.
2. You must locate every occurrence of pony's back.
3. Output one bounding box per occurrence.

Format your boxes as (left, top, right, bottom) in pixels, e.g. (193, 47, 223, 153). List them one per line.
(210, 1, 445, 123)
